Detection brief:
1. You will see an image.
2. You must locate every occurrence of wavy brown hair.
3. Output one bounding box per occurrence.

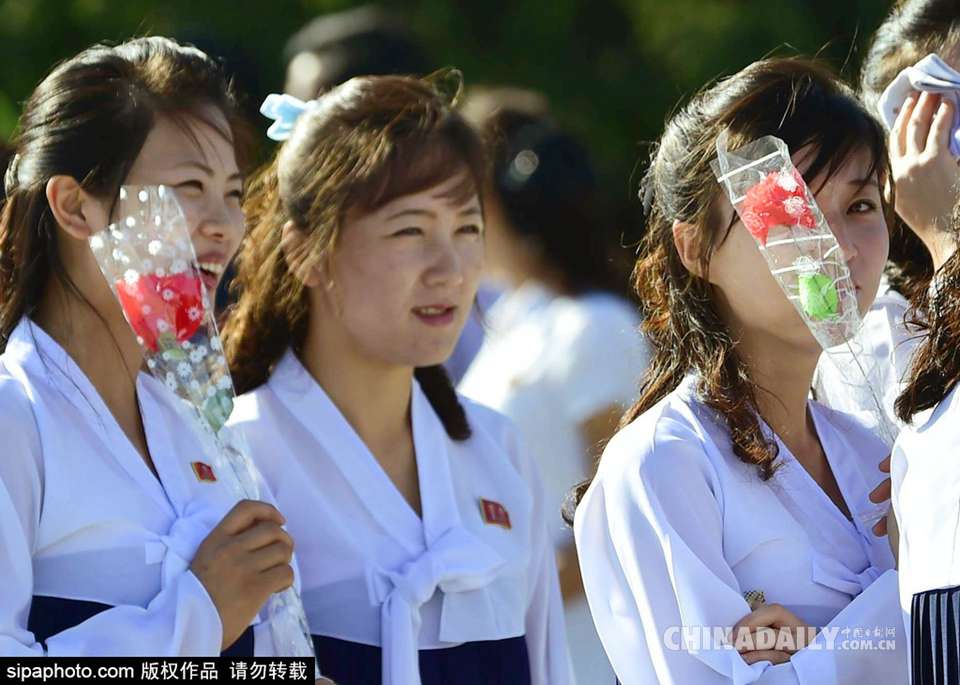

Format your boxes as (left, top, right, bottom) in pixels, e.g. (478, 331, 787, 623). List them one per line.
(896, 197, 960, 421)
(222, 72, 485, 440)
(0, 36, 248, 351)
(568, 57, 891, 514)
(860, 0, 960, 303)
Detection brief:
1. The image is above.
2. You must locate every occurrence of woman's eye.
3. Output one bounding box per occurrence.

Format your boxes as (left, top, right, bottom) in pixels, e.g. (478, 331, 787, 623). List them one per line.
(849, 199, 877, 214)
(391, 226, 423, 237)
(457, 224, 482, 236)
(227, 188, 244, 202)
(176, 180, 204, 193)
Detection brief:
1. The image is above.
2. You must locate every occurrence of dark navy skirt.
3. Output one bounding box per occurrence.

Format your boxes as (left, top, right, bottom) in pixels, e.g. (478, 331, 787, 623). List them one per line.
(912, 585, 960, 685)
(27, 595, 255, 656)
(312, 633, 531, 685)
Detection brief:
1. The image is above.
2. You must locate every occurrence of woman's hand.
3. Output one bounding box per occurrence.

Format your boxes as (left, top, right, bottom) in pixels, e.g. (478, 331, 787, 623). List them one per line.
(890, 91, 959, 266)
(870, 454, 892, 537)
(190, 500, 295, 650)
(732, 603, 814, 665)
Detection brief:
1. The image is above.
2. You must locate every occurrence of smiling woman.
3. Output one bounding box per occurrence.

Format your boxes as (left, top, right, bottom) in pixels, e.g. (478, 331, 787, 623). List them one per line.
(222, 72, 572, 685)
(0, 36, 302, 661)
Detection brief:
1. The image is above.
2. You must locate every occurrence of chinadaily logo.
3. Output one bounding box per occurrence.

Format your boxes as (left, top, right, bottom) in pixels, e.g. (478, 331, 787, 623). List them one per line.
(663, 625, 898, 652)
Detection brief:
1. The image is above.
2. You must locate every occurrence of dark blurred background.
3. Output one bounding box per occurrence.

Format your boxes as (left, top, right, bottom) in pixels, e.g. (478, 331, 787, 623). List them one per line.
(0, 0, 891, 246)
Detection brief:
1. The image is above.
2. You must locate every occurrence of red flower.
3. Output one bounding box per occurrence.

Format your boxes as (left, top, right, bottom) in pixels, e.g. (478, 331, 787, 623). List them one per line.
(116, 272, 206, 351)
(739, 169, 817, 245)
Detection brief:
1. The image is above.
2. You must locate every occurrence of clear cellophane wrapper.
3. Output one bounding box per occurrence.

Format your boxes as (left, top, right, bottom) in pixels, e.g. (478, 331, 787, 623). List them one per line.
(711, 136, 893, 527)
(89, 185, 318, 673)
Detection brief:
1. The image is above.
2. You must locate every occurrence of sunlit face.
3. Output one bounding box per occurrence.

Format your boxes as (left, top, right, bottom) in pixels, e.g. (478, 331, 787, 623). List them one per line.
(85, 104, 245, 292)
(706, 146, 889, 353)
(322, 172, 485, 369)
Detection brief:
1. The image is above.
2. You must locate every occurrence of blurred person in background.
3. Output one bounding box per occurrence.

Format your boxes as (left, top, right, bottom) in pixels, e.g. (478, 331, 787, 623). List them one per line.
(458, 88, 650, 685)
(283, 4, 429, 101)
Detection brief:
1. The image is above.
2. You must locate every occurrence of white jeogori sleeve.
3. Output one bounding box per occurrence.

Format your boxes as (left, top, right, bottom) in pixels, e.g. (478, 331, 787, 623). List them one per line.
(574, 415, 907, 685)
(0, 379, 224, 657)
(494, 412, 572, 685)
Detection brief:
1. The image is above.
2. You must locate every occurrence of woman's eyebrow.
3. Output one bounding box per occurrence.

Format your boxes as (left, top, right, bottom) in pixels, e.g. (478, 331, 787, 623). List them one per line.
(173, 159, 242, 182)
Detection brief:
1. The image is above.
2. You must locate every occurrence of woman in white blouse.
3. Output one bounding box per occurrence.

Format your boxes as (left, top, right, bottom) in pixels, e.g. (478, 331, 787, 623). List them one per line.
(0, 37, 296, 658)
(222, 72, 570, 685)
(572, 57, 908, 684)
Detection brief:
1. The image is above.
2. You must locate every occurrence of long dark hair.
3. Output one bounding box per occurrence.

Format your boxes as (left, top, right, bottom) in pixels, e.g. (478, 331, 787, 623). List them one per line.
(896, 196, 960, 421)
(222, 72, 485, 440)
(860, 0, 960, 302)
(0, 36, 248, 352)
(568, 57, 891, 515)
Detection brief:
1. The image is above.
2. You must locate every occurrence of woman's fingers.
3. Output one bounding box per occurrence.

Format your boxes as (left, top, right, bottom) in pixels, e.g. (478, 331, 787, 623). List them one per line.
(892, 93, 918, 160)
(926, 98, 955, 157)
(873, 514, 888, 537)
(869, 478, 891, 504)
(907, 92, 942, 155)
(741, 650, 792, 666)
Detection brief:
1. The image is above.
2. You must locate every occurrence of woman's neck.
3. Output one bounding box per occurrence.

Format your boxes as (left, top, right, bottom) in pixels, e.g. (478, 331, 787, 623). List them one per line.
(33, 278, 144, 397)
(925, 229, 957, 273)
(299, 317, 414, 453)
(735, 328, 821, 458)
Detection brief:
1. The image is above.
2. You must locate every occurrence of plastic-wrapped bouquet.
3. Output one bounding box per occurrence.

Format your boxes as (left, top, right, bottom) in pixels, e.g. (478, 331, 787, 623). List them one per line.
(712, 135, 894, 522)
(89, 185, 317, 670)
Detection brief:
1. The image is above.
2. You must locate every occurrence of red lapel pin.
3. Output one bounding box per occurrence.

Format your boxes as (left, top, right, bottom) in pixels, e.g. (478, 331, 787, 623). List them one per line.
(479, 498, 512, 530)
(191, 461, 217, 483)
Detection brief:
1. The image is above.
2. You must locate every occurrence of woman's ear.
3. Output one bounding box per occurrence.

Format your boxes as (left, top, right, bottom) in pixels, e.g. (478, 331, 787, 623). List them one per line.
(46, 176, 101, 241)
(672, 220, 705, 278)
(280, 220, 325, 288)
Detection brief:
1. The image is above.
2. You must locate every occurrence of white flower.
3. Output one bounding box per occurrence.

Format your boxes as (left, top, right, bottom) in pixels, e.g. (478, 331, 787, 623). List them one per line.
(777, 172, 798, 192)
(142, 259, 153, 271)
(210, 337, 222, 352)
(119, 188, 128, 200)
(165, 372, 177, 390)
(123, 269, 139, 286)
(125, 216, 136, 228)
(206, 386, 217, 398)
(189, 379, 201, 393)
(181, 340, 192, 349)
(783, 196, 807, 218)
(189, 348, 205, 364)
(156, 319, 170, 333)
(89, 235, 104, 251)
(162, 288, 175, 301)
(154, 216, 162, 226)
(142, 304, 152, 315)
(154, 267, 166, 277)
(171, 259, 187, 274)
(177, 361, 192, 378)
(138, 189, 149, 203)
(216, 375, 233, 390)
(146, 358, 156, 369)
(216, 355, 227, 368)
(162, 350, 173, 361)
(147, 240, 163, 256)
(187, 306, 201, 322)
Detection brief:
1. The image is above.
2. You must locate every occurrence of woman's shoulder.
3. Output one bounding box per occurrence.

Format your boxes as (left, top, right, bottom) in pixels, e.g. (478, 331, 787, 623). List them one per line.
(0, 360, 44, 480)
(595, 384, 721, 490)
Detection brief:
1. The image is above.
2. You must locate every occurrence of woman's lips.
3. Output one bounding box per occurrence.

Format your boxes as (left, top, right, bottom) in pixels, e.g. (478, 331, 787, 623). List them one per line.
(412, 305, 457, 326)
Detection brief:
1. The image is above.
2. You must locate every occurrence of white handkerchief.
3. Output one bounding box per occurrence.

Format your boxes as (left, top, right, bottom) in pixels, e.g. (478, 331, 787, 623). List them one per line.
(877, 53, 960, 157)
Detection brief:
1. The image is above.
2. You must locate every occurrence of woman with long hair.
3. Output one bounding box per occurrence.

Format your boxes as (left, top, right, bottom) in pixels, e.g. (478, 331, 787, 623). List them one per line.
(0, 37, 298, 658)
(572, 58, 908, 683)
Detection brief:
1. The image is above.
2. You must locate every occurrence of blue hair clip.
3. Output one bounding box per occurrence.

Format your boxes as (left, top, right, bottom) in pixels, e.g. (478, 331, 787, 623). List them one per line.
(260, 93, 314, 142)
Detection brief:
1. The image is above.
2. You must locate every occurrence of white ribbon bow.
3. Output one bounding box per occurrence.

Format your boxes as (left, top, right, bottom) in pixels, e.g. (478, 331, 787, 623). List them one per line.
(367, 525, 506, 685)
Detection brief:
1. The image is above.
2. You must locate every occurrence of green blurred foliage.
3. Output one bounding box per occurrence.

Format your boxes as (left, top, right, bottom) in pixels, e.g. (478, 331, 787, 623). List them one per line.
(0, 0, 893, 238)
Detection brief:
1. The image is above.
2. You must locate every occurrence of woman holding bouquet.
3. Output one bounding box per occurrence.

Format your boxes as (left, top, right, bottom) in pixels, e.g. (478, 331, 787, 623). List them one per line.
(0, 37, 299, 658)
(571, 58, 908, 684)
(222, 72, 570, 685)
